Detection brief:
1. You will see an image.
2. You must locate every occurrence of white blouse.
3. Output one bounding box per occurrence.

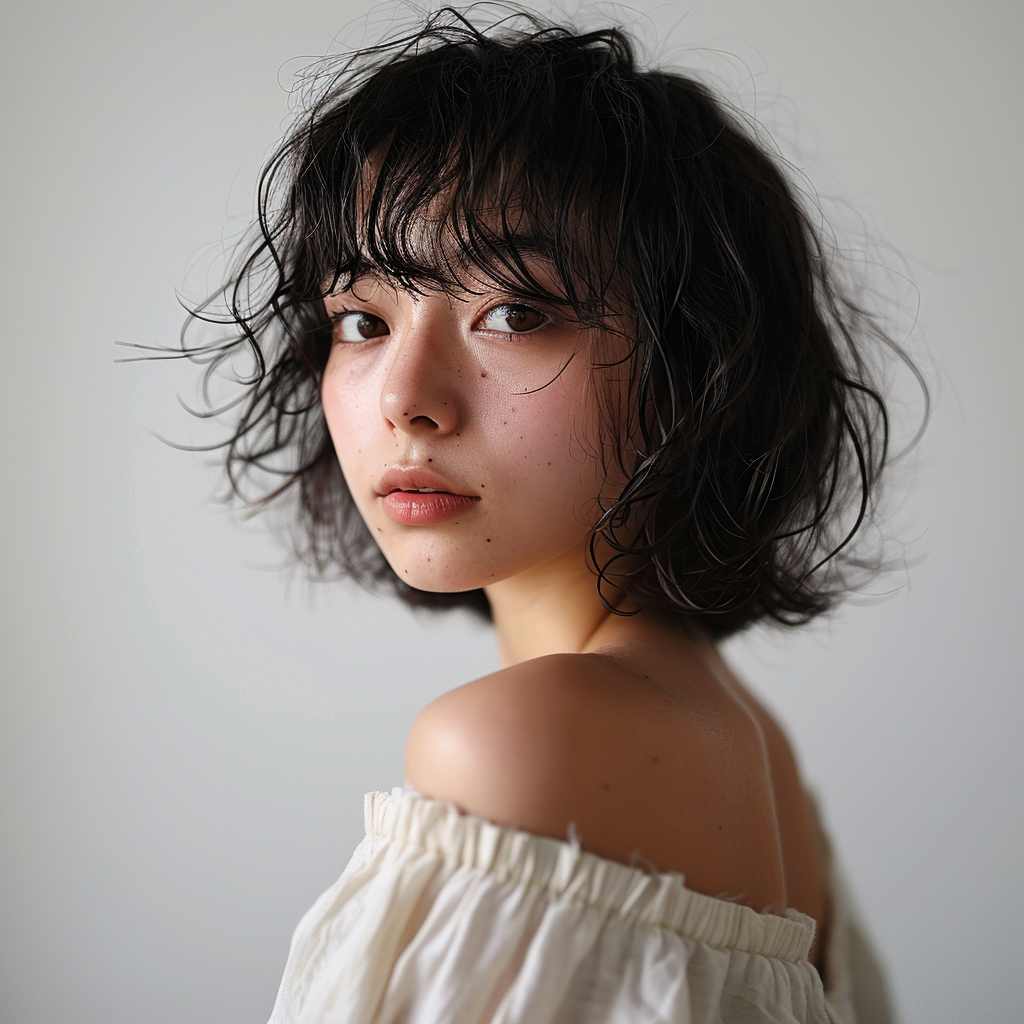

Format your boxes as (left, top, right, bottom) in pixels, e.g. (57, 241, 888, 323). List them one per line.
(267, 789, 894, 1023)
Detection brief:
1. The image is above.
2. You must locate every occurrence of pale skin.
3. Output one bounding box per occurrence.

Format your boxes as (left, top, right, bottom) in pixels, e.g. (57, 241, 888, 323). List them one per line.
(321, 262, 826, 966)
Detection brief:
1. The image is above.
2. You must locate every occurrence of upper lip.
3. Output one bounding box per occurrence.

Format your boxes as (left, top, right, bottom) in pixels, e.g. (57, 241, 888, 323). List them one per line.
(376, 466, 477, 497)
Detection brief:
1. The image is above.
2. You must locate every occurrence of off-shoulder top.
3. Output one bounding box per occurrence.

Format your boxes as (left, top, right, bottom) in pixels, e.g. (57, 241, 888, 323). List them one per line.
(267, 788, 895, 1023)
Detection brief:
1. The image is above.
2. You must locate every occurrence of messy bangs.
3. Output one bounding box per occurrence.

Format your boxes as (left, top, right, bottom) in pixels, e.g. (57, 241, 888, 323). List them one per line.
(294, 21, 632, 318)
(180, 6, 922, 636)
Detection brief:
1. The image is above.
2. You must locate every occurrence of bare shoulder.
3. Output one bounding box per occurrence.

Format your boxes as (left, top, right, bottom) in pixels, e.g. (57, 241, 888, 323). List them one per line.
(405, 651, 787, 912)
(404, 654, 616, 832)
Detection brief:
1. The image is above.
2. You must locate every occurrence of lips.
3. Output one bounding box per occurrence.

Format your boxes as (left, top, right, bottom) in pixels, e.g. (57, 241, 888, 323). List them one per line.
(376, 467, 480, 526)
(377, 466, 476, 497)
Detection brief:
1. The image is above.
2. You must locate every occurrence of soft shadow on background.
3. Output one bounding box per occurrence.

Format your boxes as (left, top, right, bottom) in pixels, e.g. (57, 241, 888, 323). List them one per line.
(1, 1, 1021, 1021)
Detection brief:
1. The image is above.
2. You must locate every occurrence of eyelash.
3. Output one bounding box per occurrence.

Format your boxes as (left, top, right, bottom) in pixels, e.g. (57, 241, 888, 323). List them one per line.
(326, 301, 552, 342)
(327, 307, 360, 326)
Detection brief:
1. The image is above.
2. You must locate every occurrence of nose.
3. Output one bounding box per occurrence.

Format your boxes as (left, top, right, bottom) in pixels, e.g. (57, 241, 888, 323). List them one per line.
(379, 303, 462, 436)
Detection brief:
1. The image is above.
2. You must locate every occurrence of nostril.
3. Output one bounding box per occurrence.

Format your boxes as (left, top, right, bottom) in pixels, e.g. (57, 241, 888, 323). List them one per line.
(410, 415, 439, 429)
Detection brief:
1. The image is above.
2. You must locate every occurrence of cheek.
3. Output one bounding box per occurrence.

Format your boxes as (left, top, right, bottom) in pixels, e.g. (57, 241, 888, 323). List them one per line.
(490, 373, 608, 527)
(320, 353, 379, 490)
(484, 332, 631, 511)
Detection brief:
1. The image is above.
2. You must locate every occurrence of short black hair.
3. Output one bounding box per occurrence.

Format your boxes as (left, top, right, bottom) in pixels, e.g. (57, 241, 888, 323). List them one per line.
(183, 5, 922, 638)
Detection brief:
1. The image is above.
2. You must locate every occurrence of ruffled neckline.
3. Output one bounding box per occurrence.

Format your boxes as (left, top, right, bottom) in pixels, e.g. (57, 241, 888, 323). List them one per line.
(364, 789, 816, 963)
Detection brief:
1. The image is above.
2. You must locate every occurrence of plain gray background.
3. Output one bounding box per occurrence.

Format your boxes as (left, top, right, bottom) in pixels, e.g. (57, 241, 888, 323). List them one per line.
(1, 1, 1021, 1021)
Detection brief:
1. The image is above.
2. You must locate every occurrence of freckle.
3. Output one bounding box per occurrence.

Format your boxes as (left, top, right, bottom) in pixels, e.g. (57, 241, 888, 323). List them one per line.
(480, 484, 485, 488)
(603, 782, 610, 791)
(427, 558, 431, 562)
(547, 462, 551, 466)
(480, 371, 487, 378)
(652, 756, 659, 764)
(404, 569, 409, 574)
(377, 528, 382, 533)
(718, 825, 723, 831)
(456, 432, 461, 436)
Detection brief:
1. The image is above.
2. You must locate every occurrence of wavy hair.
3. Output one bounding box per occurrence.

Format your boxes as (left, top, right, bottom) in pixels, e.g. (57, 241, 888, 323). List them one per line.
(179, 6, 922, 637)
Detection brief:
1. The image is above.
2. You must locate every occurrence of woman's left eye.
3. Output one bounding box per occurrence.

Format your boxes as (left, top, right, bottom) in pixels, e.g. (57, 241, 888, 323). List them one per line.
(478, 303, 550, 335)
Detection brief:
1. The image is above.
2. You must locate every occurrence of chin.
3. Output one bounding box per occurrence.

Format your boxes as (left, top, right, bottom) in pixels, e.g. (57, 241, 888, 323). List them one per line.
(391, 566, 494, 593)
(377, 526, 590, 594)
(379, 542, 500, 593)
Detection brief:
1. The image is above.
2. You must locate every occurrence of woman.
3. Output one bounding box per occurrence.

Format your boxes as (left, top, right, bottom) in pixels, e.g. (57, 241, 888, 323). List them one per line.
(186, 7, 914, 1021)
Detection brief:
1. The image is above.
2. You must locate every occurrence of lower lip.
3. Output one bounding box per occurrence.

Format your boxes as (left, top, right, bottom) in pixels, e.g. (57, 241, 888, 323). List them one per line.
(380, 491, 480, 525)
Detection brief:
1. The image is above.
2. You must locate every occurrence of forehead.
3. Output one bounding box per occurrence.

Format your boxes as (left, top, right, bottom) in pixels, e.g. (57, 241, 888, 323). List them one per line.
(317, 154, 619, 316)
(331, 220, 566, 287)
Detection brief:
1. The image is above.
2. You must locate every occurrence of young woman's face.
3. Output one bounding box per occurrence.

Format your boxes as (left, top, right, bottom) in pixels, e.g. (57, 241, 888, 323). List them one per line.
(320, 265, 629, 594)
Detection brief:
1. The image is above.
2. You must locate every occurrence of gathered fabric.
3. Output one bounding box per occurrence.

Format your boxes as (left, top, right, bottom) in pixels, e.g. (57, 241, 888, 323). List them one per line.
(267, 789, 893, 1024)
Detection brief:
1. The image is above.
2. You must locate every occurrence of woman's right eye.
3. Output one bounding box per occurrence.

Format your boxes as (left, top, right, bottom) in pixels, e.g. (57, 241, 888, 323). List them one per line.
(331, 311, 390, 343)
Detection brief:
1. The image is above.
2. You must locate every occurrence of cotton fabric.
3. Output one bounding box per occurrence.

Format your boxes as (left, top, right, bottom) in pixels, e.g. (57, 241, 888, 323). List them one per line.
(267, 789, 893, 1023)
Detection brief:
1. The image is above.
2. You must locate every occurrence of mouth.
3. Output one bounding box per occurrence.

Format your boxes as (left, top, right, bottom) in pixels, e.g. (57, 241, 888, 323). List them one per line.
(376, 467, 481, 525)
(377, 466, 476, 498)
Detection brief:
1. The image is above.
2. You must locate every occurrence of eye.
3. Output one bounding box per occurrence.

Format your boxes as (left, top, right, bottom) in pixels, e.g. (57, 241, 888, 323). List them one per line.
(331, 310, 389, 343)
(478, 303, 550, 335)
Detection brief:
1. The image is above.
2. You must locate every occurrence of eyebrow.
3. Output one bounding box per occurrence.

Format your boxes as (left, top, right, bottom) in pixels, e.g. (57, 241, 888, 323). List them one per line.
(326, 233, 565, 297)
(475, 233, 557, 261)
(462, 233, 563, 277)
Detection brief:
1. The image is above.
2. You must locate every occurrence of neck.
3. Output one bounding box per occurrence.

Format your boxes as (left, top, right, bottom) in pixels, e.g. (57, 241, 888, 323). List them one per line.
(483, 542, 629, 667)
